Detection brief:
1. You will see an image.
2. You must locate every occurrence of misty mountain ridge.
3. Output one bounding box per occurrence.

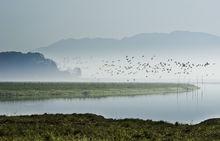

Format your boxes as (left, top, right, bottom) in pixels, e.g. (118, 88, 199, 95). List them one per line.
(35, 31, 220, 58)
(0, 52, 77, 81)
(122, 31, 220, 45)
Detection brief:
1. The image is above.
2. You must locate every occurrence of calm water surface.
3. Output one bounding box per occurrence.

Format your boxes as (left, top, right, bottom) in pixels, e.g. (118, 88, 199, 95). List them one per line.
(0, 84, 220, 124)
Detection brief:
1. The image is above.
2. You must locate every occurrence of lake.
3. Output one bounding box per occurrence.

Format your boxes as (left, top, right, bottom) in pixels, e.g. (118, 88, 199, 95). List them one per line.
(0, 83, 220, 124)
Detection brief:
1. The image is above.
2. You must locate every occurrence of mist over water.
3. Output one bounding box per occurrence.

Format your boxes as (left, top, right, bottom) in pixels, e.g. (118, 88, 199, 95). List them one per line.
(34, 31, 220, 82)
(51, 53, 218, 83)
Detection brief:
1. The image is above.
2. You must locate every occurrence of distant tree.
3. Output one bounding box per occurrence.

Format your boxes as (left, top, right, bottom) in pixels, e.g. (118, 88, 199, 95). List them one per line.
(82, 91, 89, 97)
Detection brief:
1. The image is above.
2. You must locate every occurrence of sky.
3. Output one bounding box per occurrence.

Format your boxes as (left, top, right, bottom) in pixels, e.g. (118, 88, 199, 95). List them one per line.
(1, 0, 220, 51)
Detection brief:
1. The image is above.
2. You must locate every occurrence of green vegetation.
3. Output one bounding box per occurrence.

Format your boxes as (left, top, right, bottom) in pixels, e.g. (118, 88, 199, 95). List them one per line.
(0, 114, 219, 141)
(0, 82, 197, 101)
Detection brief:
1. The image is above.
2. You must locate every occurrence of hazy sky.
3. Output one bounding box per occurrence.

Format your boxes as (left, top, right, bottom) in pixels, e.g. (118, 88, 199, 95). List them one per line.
(1, 0, 220, 51)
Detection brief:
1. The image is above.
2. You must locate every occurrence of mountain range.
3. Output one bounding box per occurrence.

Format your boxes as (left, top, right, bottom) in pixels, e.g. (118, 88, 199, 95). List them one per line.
(35, 31, 220, 59)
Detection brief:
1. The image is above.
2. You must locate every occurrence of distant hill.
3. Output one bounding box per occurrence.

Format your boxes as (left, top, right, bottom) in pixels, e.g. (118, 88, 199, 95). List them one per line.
(0, 52, 74, 81)
(35, 31, 220, 59)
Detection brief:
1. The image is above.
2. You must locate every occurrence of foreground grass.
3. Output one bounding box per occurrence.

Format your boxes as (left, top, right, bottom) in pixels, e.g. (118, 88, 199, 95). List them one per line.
(0, 114, 219, 141)
(0, 82, 197, 101)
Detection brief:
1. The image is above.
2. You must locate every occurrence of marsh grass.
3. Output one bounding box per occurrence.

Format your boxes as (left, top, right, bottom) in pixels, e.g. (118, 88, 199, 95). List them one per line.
(0, 82, 198, 101)
(0, 114, 219, 141)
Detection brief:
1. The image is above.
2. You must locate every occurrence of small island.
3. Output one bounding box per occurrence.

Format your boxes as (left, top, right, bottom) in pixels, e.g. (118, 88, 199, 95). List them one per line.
(0, 82, 198, 101)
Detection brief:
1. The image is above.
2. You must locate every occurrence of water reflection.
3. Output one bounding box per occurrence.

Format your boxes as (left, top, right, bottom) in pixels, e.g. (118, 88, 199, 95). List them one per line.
(0, 84, 220, 124)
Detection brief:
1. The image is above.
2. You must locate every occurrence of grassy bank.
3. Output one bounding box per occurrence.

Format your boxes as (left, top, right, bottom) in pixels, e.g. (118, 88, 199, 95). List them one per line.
(0, 114, 219, 141)
(0, 82, 197, 101)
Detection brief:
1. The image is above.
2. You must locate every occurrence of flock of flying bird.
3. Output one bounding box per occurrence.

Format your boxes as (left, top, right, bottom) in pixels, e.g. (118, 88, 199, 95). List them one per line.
(98, 55, 215, 81)
(57, 55, 215, 82)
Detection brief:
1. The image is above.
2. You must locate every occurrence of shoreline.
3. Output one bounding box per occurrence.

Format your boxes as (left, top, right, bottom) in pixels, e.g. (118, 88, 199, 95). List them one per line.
(0, 113, 219, 140)
(0, 82, 198, 101)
